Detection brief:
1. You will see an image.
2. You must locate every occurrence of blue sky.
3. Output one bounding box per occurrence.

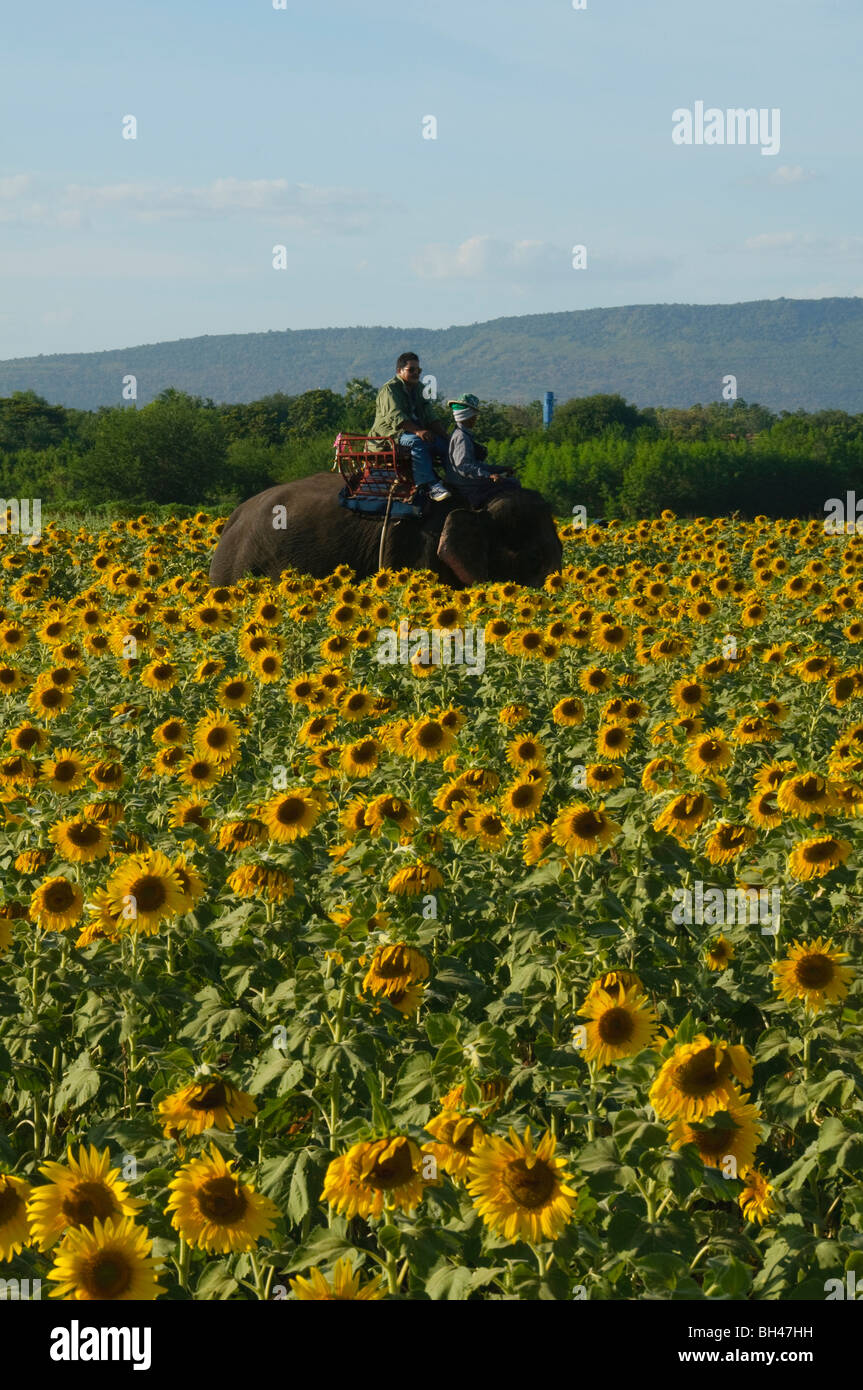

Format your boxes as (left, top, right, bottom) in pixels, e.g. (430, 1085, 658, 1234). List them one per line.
(1, 0, 860, 359)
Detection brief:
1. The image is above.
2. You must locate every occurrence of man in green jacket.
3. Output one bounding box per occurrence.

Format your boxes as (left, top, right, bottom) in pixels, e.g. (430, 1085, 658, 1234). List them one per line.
(369, 352, 451, 501)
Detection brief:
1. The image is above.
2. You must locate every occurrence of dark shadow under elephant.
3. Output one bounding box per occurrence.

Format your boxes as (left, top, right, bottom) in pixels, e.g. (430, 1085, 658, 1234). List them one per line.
(208, 472, 562, 588)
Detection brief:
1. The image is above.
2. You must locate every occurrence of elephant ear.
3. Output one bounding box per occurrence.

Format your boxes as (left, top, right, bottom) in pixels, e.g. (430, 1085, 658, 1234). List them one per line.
(437, 508, 490, 586)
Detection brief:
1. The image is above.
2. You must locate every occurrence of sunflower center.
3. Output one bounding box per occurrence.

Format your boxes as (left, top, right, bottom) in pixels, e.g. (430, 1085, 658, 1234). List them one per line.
(190, 1081, 227, 1110)
(794, 953, 835, 989)
(275, 797, 305, 825)
(366, 1143, 414, 1190)
(572, 810, 603, 837)
(596, 1006, 636, 1045)
(53, 760, 78, 782)
(511, 785, 536, 808)
(206, 728, 230, 749)
(0, 1180, 23, 1223)
(45, 880, 77, 911)
(131, 874, 168, 912)
(690, 1120, 737, 1157)
(417, 724, 444, 748)
(40, 688, 63, 706)
(675, 1046, 730, 1097)
(67, 822, 102, 847)
(80, 1251, 133, 1298)
(224, 682, 245, 700)
(802, 840, 838, 864)
(502, 1156, 556, 1209)
(197, 1176, 248, 1224)
(62, 1181, 118, 1228)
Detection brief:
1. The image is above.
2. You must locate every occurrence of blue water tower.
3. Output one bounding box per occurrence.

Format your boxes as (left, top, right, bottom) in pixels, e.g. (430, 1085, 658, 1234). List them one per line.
(543, 391, 554, 429)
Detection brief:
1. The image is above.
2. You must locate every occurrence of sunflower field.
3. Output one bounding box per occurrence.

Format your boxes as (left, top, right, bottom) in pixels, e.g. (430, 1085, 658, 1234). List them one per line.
(0, 508, 862, 1303)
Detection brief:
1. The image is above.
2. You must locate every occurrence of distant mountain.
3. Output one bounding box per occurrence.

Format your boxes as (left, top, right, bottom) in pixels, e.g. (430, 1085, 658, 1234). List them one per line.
(2, 298, 863, 412)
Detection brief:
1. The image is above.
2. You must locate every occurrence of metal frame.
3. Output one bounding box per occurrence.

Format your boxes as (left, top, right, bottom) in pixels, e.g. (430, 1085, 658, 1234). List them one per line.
(333, 433, 417, 502)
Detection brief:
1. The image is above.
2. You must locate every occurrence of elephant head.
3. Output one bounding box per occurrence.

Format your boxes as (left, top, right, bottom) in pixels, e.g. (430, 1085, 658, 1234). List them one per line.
(436, 487, 562, 588)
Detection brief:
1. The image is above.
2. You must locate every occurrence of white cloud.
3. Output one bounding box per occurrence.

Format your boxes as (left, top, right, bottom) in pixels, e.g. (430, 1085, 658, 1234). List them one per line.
(744, 231, 863, 258)
(0, 175, 384, 232)
(768, 164, 817, 185)
(413, 235, 565, 280)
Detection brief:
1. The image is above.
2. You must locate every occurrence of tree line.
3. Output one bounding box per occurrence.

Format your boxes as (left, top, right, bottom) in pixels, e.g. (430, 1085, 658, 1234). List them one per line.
(0, 384, 860, 519)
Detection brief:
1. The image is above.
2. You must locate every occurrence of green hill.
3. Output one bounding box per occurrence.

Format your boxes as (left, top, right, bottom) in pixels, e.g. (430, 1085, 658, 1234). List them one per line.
(2, 297, 863, 411)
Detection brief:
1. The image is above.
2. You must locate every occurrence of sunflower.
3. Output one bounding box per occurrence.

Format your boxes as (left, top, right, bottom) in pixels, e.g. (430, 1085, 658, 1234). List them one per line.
(465, 804, 510, 850)
(289, 1257, 386, 1301)
(169, 797, 211, 831)
(703, 821, 756, 865)
(105, 849, 186, 934)
(140, 658, 178, 691)
(650, 1036, 753, 1122)
(47, 1217, 164, 1301)
(217, 676, 254, 708)
(776, 772, 836, 819)
(7, 722, 49, 754)
(404, 718, 456, 762)
(596, 723, 631, 759)
(738, 1167, 776, 1225)
(668, 1095, 762, 1172)
(669, 675, 711, 711)
(49, 816, 112, 862)
(499, 702, 531, 727)
(216, 818, 266, 851)
(506, 736, 546, 770)
(585, 763, 624, 793)
(29, 876, 84, 932)
(261, 788, 322, 841)
(26, 1144, 143, 1252)
(467, 1127, 577, 1244)
(387, 862, 444, 896)
(338, 687, 376, 721)
(171, 856, 207, 911)
(685, 729, 732, 775)
(340, 737, 381, 777)
(227, 863, 294, 903)
(364, 794, 417, 836)
(705, 936, 735, 971)
(158, 1072, 257, 1138)
(40, 748, 89, 792)
(585, 968, 644, 1003)
(522, 823, 555, 866)
(424, 1110, 486, 1181)
(653, 790, 713, 840)
(166, 1144, 278, 1253)
(579, 985, 659, 1067)
(551, 696, 585, 726)
(362, 943, 430, 997)
(500, 779, 544, 822)
(323, 1135, 427, 1220)
(772, 937, 855, 1012)
(0, 1173, 31, 1259)
(788, 834, 852, 880)
(552, 802, 621, 856)
(193, 711, 242, 766)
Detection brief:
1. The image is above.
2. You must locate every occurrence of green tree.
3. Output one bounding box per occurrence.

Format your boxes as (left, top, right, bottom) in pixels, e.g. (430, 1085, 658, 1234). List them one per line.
(548, 393, 648, 444)
(81, 392, 227, 505)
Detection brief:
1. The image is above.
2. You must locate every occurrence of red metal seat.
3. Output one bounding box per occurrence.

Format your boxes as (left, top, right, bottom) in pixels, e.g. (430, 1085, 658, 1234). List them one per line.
(333, 434, 417, 503)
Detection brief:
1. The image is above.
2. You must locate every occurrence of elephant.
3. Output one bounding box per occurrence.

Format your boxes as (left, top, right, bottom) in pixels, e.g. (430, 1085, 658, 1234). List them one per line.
(208, 471, 563, 588)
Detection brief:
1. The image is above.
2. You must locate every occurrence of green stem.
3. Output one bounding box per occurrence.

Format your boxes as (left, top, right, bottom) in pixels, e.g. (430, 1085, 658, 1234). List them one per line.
(175, 1237, 192, 1295)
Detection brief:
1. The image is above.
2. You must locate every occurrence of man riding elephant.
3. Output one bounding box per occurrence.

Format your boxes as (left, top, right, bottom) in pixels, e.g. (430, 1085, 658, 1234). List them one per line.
(368, 351, 452, 502)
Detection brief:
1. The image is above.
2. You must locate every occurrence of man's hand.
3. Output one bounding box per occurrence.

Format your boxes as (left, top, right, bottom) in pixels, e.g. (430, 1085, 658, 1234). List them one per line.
(415, 428, 433, 441)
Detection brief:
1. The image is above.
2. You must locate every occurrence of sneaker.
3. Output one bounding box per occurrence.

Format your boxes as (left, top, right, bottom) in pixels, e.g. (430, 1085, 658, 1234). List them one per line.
(428, 482, 452, 501)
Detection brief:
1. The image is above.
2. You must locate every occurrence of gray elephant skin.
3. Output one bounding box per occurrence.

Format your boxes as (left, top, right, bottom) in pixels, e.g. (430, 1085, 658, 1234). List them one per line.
(208, 472, 563, 588)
